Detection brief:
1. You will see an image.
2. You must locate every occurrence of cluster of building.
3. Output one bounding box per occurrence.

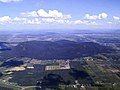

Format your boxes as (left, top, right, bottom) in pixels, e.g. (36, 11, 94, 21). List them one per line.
(45, 61, 70, 71)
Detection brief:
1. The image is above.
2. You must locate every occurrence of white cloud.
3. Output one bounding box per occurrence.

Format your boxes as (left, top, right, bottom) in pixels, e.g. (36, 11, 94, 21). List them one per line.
(74, 20, 89, 24)
(0, 16, 12, 24)
(73, 19, 97, 25)
(13, 17, 41, 25)
(21, 9, 71, 19)
(20, 9, 71, 25)
(42, 18, 55, 23)
(0, 15, 69, 25)
(25, 19, 41, 25)
(0, 11, 114, 26)
(13, 17, 27, 21)
(84, 13, 108, 20)
(98, 13, 108, 19)
(90, 21, 97, 25)
(84, 14, 98, 20)
(0, 0, 22, 3)
(21, 11, 38, 17)
(113, 16, 120, 20)
(13, 17, 27, 24)
(108, 22, 112, 24)
(41, 18, 70, 24)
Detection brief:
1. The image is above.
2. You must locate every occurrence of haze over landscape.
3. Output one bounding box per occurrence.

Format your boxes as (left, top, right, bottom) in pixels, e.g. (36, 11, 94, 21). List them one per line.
(0, 0, 120, 90)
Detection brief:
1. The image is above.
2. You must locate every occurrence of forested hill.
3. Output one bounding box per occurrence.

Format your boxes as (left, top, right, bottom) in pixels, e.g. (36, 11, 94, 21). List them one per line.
(1, 40, 115, 60)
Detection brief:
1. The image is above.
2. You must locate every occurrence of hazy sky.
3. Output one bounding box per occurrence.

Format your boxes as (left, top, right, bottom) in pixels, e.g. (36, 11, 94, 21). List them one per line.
(0, 0, 120, 30)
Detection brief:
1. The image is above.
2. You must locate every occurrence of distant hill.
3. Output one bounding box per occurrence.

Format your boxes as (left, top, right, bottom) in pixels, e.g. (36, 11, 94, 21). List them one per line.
(1, 40, 115, 60)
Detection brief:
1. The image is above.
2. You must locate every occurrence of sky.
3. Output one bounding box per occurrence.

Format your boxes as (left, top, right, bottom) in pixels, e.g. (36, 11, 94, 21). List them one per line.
(0, 0, 120, 30)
